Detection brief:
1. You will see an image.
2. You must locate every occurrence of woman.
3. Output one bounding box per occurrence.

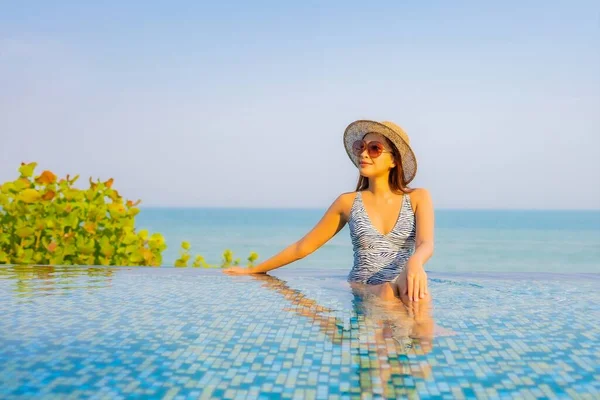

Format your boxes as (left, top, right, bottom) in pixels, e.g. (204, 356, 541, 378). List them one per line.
(223, 119, 434, 304)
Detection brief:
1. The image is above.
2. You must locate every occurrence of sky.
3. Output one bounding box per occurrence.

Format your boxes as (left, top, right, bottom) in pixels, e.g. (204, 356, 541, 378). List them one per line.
(1, 1, 599, 209)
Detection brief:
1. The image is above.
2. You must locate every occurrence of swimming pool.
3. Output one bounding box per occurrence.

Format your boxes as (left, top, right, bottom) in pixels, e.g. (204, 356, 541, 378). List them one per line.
(1, 265, 598, 399)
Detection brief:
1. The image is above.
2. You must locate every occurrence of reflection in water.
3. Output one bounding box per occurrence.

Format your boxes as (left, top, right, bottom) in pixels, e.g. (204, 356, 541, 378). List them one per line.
(0, 265, 115, 297)
(250, 274, 451, 398)
(1, 266, 450, 397)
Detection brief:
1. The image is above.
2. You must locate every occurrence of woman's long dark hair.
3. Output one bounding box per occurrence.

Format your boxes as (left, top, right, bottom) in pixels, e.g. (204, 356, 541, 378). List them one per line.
(355, 136, 414, 194)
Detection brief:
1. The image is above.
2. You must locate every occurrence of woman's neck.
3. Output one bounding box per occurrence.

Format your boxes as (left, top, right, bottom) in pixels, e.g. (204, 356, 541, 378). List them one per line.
(366, 176, 394, 198)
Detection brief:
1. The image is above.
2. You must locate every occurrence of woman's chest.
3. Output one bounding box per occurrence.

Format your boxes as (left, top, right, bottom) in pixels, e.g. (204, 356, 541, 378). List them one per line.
(348, 204, 415, 244)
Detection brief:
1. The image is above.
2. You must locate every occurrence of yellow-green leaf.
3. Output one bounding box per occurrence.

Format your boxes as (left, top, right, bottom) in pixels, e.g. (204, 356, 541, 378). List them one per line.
(129, 251, 144, 264)
(1, 182, 15, 194)
(18, 162, 37, 178)
(14, 178, 31, 191)
(123, 232, 139, 245)
(15, 227, 35, 238)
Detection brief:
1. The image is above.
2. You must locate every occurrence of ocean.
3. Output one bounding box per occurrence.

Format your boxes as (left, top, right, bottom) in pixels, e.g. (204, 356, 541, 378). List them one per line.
(135, 208, 600, 273)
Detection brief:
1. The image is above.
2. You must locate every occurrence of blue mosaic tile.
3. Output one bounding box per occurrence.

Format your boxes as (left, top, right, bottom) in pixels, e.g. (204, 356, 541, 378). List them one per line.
(0, 266, 598, 399)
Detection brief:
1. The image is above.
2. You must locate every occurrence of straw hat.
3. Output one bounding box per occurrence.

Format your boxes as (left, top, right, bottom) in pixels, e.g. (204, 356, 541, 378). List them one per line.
(343, 119, 418, 184)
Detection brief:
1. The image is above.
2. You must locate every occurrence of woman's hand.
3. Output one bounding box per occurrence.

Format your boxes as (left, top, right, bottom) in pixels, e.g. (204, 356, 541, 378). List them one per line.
(405, 257, 428, 302)
(222, 266, 260, 275)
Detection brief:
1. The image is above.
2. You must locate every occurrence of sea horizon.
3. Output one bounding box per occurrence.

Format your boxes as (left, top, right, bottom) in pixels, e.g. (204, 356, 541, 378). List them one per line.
(134, 208, 600, 274)
(139, 206, 600, 211)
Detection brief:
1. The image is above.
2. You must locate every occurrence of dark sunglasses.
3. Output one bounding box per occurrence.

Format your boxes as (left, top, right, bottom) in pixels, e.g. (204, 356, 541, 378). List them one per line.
(352, 139, 392, 158)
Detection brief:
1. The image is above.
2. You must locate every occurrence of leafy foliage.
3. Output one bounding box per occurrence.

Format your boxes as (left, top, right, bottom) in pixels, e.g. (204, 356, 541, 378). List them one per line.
(174, 246, 259, 268)
(0, 163, 258, 268)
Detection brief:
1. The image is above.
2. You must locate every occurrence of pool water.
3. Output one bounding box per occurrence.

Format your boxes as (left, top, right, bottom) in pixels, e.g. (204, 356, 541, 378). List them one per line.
(1, 266, 598, 399)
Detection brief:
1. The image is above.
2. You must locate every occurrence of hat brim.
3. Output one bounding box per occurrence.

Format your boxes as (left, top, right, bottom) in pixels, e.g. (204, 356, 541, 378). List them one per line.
(343, 120, 418, 184)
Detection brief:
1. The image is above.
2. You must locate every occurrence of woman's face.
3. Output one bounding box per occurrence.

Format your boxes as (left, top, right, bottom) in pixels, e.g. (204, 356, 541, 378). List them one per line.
(356, 132, 396, 178)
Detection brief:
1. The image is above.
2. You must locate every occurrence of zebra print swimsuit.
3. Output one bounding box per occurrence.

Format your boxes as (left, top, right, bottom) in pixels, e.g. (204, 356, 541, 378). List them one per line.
(347, 191, 416, 285)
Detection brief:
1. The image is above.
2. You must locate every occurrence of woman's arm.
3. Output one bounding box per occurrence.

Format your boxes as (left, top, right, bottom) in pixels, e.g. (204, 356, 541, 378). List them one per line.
(405, 188, 435, 301)
(223, 193, 349, 275)
(412, 188, 435, 265)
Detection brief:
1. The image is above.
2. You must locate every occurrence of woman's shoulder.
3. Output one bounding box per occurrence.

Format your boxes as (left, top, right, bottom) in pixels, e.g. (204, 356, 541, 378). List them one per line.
(336, 191, 360, 206)
(331, 191, 360, 219)
(407, 187, 429, 197)
(406, 187, 432, 208)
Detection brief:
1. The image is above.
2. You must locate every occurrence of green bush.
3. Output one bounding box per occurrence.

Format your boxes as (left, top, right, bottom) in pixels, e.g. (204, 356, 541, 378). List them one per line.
(0, 162, 258, 268)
